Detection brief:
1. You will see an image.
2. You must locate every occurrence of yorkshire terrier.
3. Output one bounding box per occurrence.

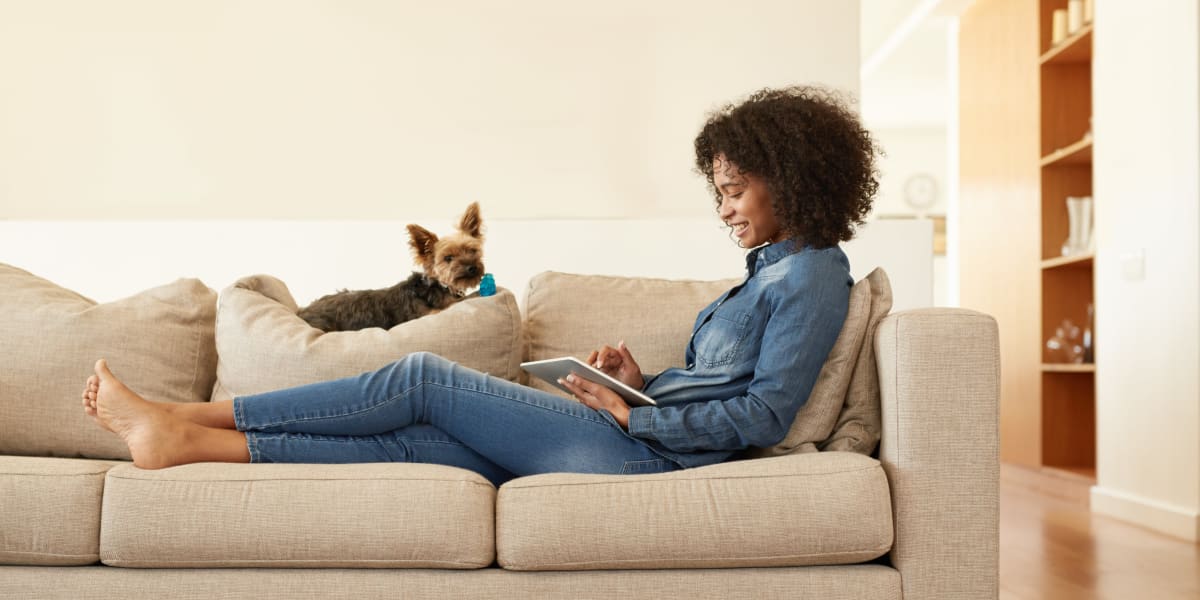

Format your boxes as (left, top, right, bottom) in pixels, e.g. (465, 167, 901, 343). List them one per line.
(297, 202, 486, 332)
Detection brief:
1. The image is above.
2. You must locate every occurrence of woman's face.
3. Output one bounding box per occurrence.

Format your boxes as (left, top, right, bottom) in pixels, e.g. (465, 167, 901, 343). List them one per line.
(713, 155, 783, 248)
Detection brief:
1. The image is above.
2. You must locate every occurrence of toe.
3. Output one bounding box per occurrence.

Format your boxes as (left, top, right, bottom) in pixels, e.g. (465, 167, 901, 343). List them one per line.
(94, 359, 114, 380)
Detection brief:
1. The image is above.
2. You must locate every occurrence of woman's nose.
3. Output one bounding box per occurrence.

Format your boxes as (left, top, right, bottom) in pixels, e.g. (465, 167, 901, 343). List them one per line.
(718, 198, 734, 219)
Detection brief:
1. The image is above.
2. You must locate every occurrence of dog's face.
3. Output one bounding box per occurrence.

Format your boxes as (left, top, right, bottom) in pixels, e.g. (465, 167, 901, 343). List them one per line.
(407, 202, 485, 295)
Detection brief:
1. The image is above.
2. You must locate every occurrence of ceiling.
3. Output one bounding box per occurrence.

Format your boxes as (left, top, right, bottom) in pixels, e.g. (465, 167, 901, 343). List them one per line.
(860, 0, 974, 130)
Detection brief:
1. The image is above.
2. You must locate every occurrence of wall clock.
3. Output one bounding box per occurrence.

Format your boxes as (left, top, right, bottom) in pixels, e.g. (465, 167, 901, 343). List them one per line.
(903, 173, 938, 213)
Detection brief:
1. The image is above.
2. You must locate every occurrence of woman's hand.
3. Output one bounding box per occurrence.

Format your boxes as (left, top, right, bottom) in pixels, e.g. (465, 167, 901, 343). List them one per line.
(558, 373, 632, 430)
(585, 341, 645, 390)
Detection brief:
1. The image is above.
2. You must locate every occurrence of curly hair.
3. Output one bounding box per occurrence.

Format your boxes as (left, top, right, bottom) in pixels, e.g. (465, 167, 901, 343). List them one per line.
(694, 85, 881, 249)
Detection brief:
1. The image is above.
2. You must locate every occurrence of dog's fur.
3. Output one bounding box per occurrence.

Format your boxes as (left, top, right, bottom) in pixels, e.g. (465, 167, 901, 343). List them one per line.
(297, 203, 486, 332)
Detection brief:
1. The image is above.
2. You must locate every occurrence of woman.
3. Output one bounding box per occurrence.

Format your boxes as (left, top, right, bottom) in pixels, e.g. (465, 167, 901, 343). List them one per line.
(82, 85, 879, 487)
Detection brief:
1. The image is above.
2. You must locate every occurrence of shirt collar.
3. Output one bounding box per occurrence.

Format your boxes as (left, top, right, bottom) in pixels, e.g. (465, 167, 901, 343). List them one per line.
(744, 239, 800, 276)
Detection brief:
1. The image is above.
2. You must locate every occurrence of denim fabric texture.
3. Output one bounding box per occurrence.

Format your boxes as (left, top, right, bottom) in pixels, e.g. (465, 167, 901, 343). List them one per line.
(235, 352, 683, 487)
(234, 238, 850, 483)
(630, 240, 852, 467)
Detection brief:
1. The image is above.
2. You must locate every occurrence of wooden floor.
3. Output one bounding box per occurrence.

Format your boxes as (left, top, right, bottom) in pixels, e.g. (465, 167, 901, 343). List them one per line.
(1000, 464, 1200, 599)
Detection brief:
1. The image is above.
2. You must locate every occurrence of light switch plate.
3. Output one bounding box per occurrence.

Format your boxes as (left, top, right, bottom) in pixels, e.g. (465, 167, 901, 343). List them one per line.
(1120, 250, 1145, 281)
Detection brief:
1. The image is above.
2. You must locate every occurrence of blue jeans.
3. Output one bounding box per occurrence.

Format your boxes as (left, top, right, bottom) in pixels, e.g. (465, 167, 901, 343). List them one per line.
(233, 352, 683, 486)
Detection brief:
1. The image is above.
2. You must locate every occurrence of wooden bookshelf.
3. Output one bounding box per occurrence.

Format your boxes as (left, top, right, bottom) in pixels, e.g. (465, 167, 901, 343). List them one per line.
(1041, 363, 1096, 373)
(1041, 464, 1097, 484)
(1040, 23, 1092, 65)
(1041, 252, 1093, 270)
(1040, 136, 1092, 167)
(1038, 0, 1095, 480)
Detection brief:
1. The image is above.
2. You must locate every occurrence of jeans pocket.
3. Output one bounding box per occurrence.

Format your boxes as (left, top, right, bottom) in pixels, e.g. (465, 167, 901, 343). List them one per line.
(620, 458, 671, 475)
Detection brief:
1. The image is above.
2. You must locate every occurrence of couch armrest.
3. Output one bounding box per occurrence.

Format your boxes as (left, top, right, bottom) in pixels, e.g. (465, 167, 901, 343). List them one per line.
(875, 308, 999, 600)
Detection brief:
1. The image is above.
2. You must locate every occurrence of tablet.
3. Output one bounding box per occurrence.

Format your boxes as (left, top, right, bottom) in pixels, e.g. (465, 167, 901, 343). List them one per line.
(521, 357, 657, 406)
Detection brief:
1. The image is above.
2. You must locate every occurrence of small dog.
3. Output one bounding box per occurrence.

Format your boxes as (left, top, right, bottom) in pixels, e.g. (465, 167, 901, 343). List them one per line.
(297, 202, 486, 332)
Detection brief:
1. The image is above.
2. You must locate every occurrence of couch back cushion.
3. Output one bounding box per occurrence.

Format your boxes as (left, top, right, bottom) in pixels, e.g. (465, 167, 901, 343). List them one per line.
(820, 267, 892, 454)
(211, 274, 523, 401)
(0, 263, 217, 460)
(521, 272, 737, 393)
(523, 269, 891, 457)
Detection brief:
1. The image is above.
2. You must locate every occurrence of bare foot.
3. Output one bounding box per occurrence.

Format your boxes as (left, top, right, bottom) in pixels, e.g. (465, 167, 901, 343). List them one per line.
(86, 376, 233, 433)
(81, 374, 103, 427)
(89, 359, 190, 469)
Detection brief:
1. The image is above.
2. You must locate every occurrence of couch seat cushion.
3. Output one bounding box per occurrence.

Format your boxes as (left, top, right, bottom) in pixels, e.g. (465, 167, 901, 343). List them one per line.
(496, 452, 893, 570)
(494, 451, 892, 568)
(0, 456, 120, 566)
(100, 462, 495, 568)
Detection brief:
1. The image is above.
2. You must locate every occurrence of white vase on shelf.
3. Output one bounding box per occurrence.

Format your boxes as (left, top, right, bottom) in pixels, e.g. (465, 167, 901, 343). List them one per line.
(1078, 196, 1092, 253)
(1062, 196, 1093, 256)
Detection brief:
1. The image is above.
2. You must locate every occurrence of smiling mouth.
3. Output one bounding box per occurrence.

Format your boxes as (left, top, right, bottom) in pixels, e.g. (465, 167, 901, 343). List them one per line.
(731, 223, 749, 235)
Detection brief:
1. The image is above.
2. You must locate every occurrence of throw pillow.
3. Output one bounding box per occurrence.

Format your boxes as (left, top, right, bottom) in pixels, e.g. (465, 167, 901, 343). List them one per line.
(820, 267, 892, 454)
(211, 275, 523, 402)
(0, 263, 218, 460)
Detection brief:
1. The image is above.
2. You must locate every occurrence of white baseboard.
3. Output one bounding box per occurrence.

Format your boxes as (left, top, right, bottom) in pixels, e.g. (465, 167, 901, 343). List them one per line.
(1090, 485, 1200, 542)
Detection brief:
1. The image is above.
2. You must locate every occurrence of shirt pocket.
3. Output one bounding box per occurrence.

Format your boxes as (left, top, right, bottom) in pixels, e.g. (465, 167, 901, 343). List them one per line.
(693, 310, 752, 368)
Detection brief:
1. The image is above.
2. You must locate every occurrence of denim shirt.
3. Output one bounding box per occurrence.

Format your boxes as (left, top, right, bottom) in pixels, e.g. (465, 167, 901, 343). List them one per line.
(625, 239, 852, 468)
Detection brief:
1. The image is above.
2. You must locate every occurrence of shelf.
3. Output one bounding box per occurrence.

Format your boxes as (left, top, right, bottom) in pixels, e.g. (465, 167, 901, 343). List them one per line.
(1042, 363, 1096, 373)
(1042, 465, 1097, 484)
(1040, 136, 1093, 167)
(1041, 23, 1093, 65)
(1041, 252, 1094, 269)
(1030, 0, 1096, 478)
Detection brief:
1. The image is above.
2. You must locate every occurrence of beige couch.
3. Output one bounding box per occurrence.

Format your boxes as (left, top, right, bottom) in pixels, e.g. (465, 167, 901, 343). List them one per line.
(0, 264, 999, 599)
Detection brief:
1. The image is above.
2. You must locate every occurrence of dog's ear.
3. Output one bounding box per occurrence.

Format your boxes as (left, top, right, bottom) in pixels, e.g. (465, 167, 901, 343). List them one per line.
(407, 224, 439, 269)
(458, 202, 483, 240)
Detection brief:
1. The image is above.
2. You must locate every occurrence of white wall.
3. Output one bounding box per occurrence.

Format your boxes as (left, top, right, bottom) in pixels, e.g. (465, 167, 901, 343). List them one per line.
(867, 127, 949, 305)
(0, 218, 933, 313)
(0, 0, 860, 222)
(1091, 0, 1200, 541)
(870, 127, 948, 217)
